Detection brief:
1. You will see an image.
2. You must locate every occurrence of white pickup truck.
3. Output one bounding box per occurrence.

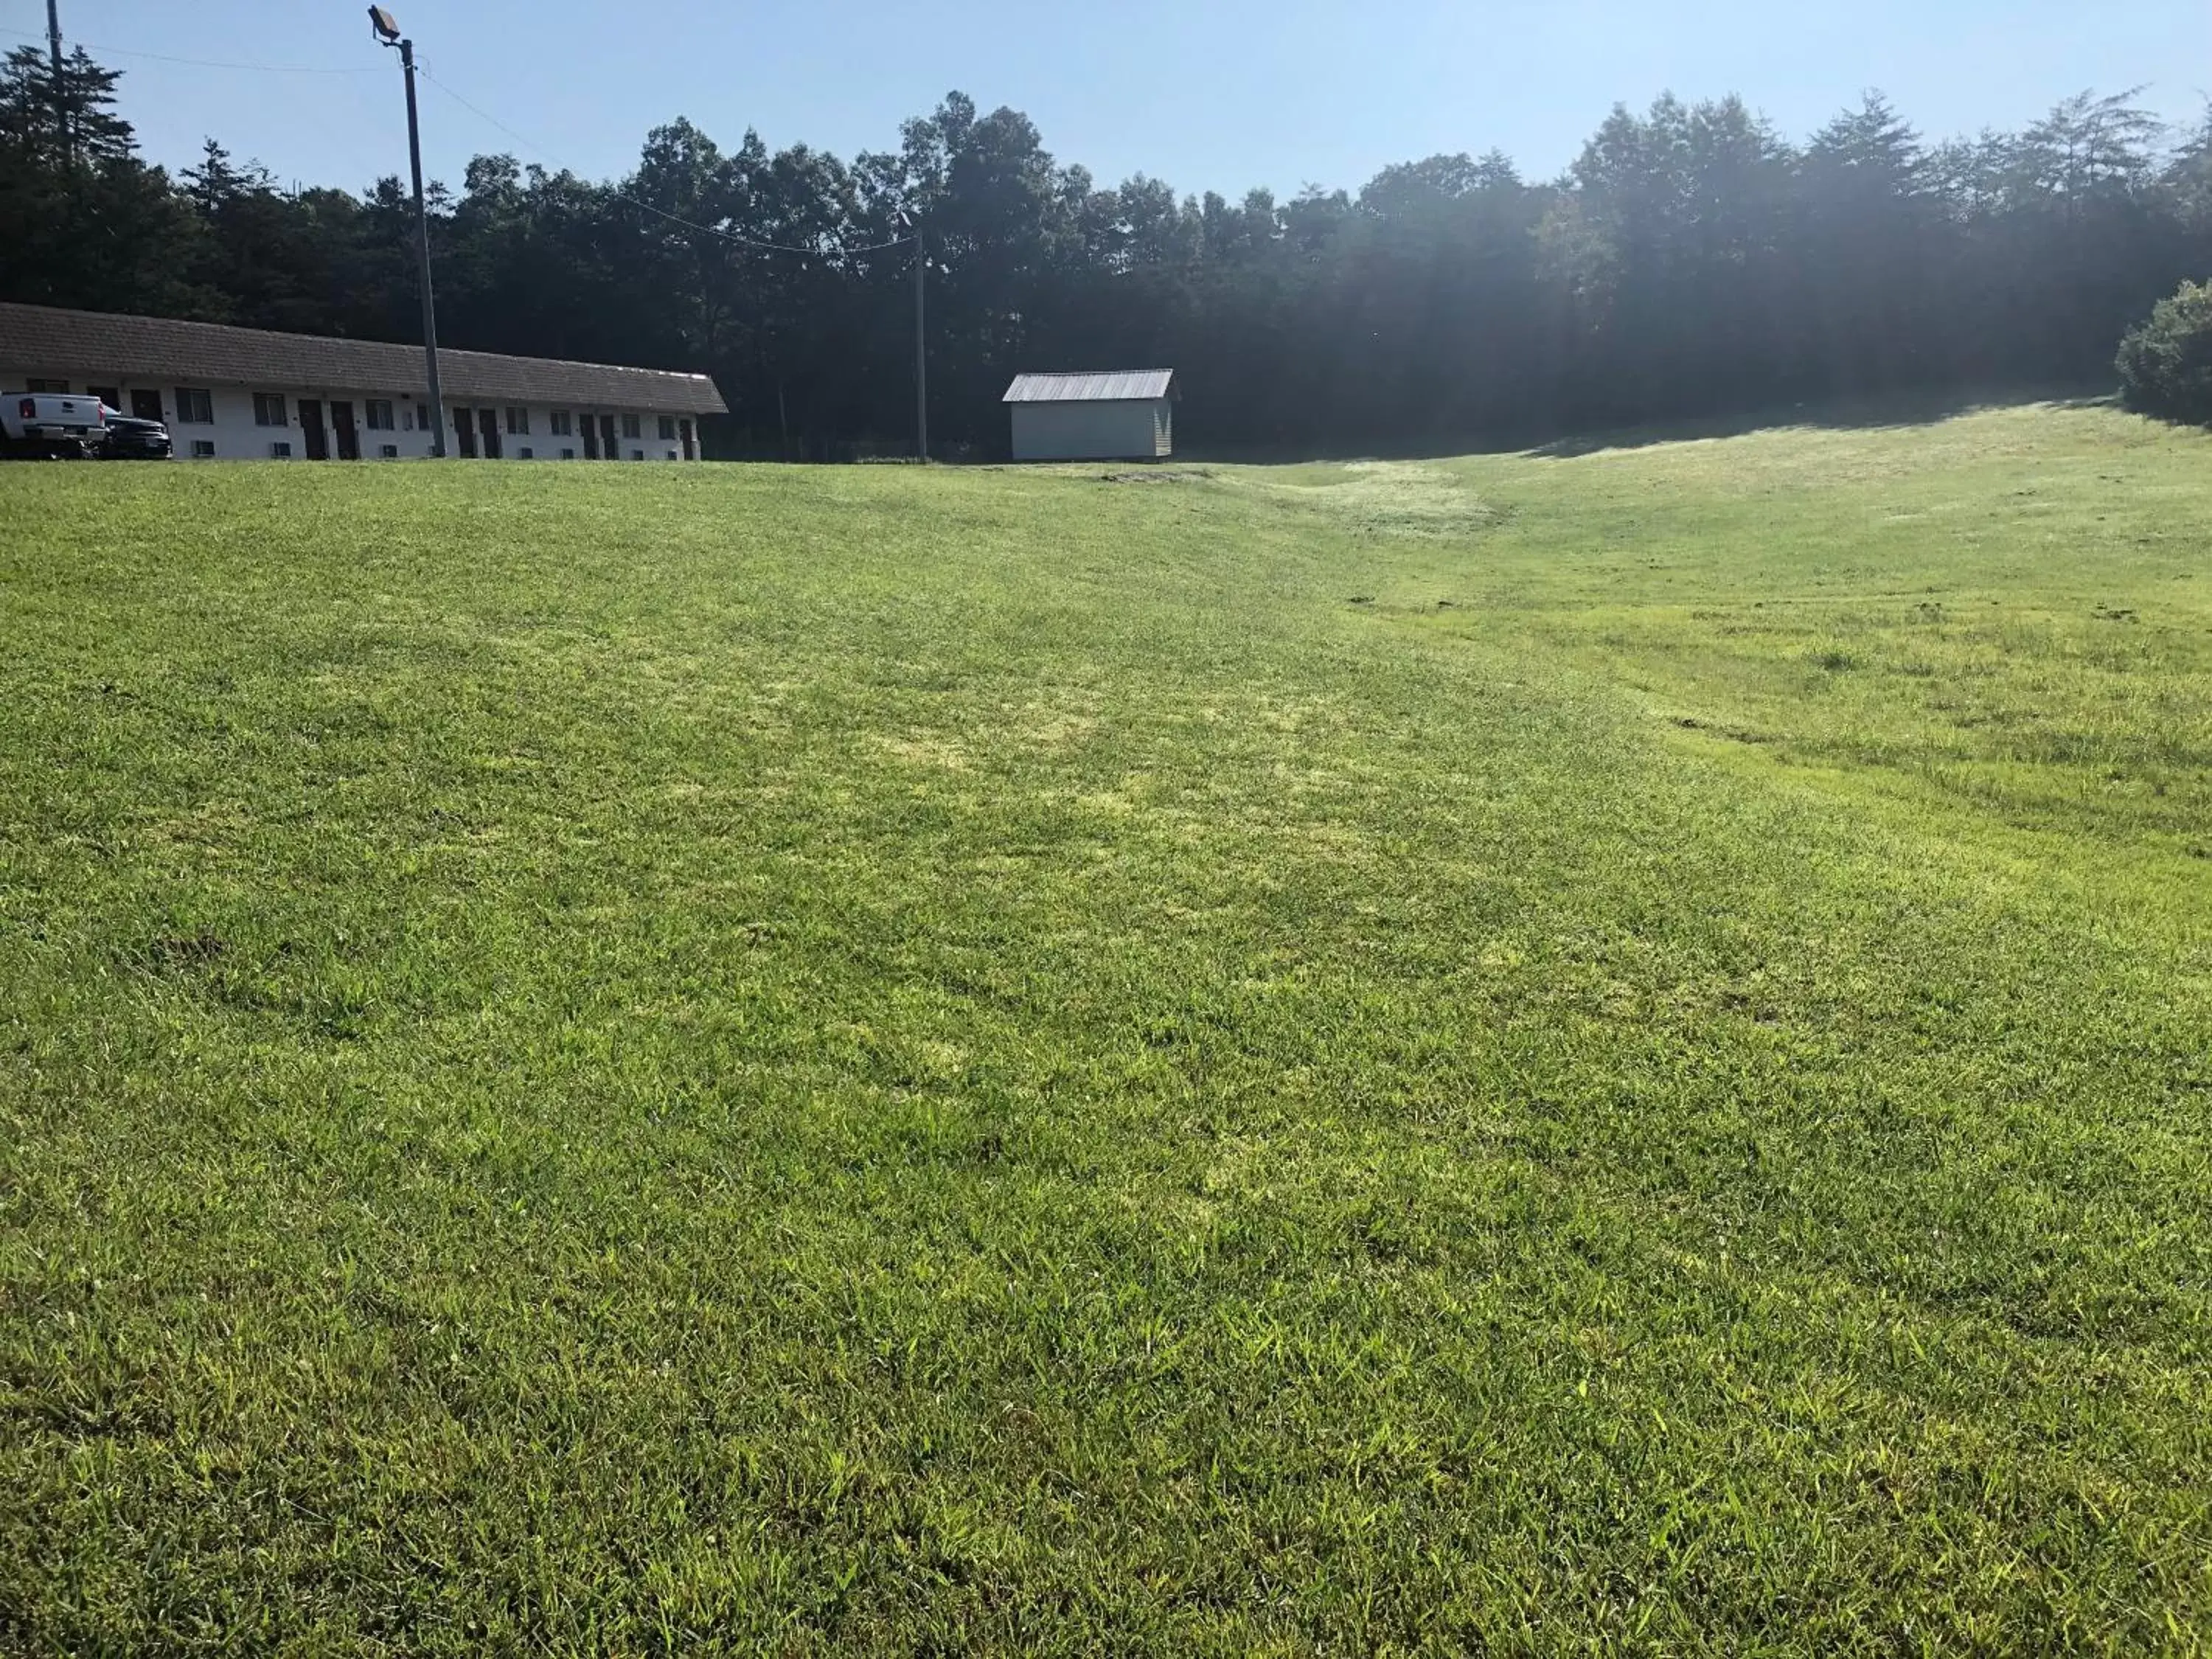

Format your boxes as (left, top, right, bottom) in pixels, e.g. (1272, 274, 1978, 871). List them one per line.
(1, 392, 108, 459)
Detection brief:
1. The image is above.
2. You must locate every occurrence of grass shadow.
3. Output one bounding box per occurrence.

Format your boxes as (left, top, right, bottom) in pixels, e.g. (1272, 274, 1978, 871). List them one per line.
(1180, 384, 2115, 467)
(1522, 386, 2115, 459)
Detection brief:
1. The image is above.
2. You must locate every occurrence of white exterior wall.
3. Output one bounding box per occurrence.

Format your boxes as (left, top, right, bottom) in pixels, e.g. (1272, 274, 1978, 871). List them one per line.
(176, 385, 445, 462)
(0, 368, 706, 462)
(1011, 398, 1172, 462)
(437, 401, 700, 463)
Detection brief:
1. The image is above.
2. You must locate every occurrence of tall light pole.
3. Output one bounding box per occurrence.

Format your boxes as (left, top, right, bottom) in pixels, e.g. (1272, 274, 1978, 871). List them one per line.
(370, 7, 446, 456)
(914, 230, 929, 463)
(900, 211, 928, 462)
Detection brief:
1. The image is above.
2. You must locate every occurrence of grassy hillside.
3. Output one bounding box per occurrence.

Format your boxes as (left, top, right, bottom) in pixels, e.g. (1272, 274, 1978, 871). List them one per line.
(3, 406, 2209, 1654)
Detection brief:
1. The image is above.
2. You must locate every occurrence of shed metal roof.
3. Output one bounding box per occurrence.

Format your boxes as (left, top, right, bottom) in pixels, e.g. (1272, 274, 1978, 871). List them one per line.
(1004, 369, 1175, 404)
(0, 302, 728, 414)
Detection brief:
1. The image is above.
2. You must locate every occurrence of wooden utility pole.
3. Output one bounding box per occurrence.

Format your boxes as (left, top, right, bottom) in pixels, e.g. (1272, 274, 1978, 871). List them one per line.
(46, 0, 67, 163)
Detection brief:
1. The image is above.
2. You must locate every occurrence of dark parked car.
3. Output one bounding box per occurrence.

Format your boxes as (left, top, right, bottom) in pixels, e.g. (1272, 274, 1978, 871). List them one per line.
(97, 403, 172, 459)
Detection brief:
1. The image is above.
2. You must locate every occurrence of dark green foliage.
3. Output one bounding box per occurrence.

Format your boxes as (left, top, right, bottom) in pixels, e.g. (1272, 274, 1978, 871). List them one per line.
(0, 44, 135, 168)
(0, 49, 221, 322)
(0, 49, 2206, 452)
(2116, 279, 2212, 422)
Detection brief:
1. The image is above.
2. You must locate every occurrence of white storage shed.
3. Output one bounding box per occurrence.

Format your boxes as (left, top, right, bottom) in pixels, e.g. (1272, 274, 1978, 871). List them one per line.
(1004, 369, 1176, 462)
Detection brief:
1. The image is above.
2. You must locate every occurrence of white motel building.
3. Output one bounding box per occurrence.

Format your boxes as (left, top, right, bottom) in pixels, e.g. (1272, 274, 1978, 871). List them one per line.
(0, 302, 726, 461)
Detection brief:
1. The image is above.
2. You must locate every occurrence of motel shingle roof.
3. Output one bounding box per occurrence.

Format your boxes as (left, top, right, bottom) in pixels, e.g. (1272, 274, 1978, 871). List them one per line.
(0, 302, 728, 414)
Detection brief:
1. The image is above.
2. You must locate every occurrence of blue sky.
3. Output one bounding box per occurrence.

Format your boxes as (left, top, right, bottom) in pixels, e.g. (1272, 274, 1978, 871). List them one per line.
(6, 1, 2206, 198)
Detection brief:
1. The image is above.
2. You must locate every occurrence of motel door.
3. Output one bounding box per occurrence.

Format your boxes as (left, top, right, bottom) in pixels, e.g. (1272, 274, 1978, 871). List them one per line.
(330, 401, 361, 461)
(580, 413, 599, 460)
(453, 408, 477, 457)
(600, 414, 619, 459)
(298, 400, 330, 461)
(130, 389, 163, 422)
(478, 408, 502, 459)
(681, 418, 695, 461)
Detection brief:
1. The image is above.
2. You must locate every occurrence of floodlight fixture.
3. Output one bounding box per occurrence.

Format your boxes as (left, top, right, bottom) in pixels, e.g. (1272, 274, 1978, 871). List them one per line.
(369, 7, 401, 46)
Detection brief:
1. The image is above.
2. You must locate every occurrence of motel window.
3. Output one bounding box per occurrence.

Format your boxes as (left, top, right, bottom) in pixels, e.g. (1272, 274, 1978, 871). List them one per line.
(415, 402, 431, 431)
(366, 399, 395, 431)
(658, 416, 677, 441)
(86, 385, 120, 410)
(190, 439, 216, 458)
(26, 378, 67, 393)
(253, 393, 288, 427)
(622, 414, 641, 439)
(549, 411, 572, 437)
(269, 440, 293, 459)
(506, 407, 530, 435)
(174, 388, 214, 424)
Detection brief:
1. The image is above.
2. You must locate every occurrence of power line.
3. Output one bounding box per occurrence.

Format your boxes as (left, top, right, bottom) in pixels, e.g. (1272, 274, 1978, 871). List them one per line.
(0, 24, 380, 74)
(417, 66, 914, 260)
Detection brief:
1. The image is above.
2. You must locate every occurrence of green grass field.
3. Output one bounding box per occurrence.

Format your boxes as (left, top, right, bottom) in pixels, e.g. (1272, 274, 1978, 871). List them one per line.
(3, 404, 2210, 1654)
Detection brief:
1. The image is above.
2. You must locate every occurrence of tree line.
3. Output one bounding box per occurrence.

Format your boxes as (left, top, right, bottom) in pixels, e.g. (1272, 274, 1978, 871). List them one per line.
(3, 43, 2208, 456)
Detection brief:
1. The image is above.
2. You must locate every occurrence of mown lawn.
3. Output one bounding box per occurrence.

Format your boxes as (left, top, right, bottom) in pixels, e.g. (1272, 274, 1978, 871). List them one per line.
(2, 405, 2209, 1654)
